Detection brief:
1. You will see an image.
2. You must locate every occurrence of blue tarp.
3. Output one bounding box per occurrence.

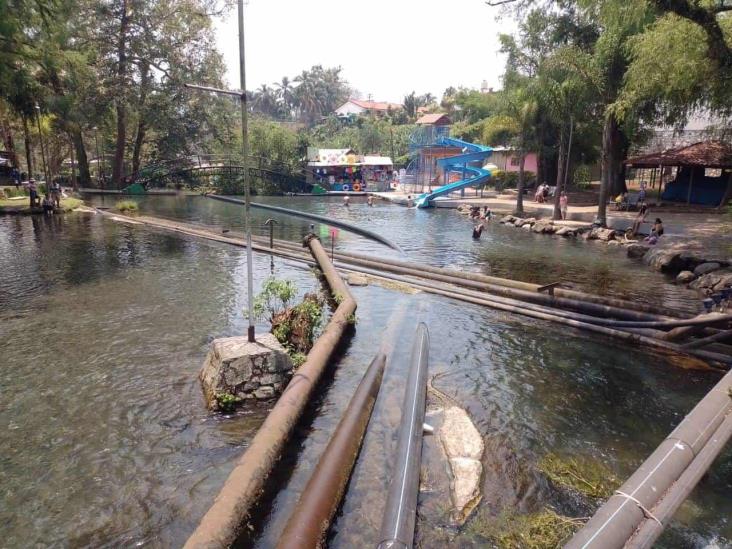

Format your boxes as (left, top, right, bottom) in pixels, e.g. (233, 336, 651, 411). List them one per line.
(661, 168, 726, 206)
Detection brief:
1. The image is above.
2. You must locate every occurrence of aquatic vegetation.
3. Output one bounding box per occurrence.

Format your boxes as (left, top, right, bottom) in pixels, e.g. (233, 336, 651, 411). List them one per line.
(215, 392, 241, 412)
(468, 508, 585, 548)
(115, 200, 139, 212)
(288, 351, 307, 368)
(539, 453, 619, 499)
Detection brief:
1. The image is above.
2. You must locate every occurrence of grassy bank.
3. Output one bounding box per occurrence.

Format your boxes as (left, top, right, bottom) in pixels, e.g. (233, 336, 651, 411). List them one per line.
(0, 197, 83, 215)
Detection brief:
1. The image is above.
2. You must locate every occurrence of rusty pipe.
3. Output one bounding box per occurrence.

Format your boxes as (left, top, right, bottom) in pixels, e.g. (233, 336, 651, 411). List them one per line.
(276, 353, 387, 548)
(184, 235, 356, 549)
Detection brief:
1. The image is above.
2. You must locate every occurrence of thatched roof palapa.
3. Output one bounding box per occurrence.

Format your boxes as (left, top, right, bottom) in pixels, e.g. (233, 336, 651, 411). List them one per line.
(626, 140, 732, 169)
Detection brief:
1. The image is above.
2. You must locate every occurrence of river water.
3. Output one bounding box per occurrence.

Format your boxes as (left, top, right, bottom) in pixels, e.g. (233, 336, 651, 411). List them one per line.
(1, 195, 729, 548)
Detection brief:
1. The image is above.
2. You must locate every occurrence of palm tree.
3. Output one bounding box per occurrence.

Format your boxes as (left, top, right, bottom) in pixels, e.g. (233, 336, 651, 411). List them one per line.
(274, 76, 295, 119)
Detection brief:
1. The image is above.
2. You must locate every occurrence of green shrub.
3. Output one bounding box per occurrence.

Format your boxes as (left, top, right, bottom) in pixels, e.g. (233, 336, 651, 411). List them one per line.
(492, 170, 536, 192)
(215, 392, 240, 412)
(573, 165, 592, 190)
(252, 277, 297, 322)
(115, 200, 139, 212)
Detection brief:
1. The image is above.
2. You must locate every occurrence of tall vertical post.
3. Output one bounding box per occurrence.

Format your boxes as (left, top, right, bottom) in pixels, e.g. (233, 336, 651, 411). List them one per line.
(238, 0, 255, 343)
(35, 104, 50, 186)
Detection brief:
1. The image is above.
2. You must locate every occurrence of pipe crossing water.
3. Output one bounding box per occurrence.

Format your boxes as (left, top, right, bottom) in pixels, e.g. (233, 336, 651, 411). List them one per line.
(378, 323, 430, 549)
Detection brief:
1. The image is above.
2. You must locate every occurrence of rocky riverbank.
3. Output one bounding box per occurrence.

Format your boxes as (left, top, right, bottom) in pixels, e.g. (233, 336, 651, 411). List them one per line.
(492, 211, 732, 295)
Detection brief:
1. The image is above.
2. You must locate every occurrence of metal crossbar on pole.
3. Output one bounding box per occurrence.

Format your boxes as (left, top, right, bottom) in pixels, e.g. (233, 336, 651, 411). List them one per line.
(184, 0, 256, 343)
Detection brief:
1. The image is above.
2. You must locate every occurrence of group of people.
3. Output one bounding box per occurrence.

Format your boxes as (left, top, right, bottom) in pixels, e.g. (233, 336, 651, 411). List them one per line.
(27, 179, 62, 213)
(342, 194, 376, 207)
(534, 183, 551, 203)
(629, 202, 664, 243)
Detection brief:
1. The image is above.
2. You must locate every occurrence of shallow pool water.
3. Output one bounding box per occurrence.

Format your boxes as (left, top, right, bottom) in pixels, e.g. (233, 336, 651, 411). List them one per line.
(1, 196, 729, 547)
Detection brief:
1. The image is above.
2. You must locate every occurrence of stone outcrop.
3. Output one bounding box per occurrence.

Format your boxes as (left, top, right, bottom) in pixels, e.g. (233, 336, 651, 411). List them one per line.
(693, 262, 721, 277)
(626, 244, 649, 259)
(532, 220, 555, 234)
(643, 249, 687, 273)
(689, 268, 732, 293)
(499, 215, 515, 224)
(438, 406, 484, 524)
(589, 227, 616, 241)
(346, 273, 369, 286)
(199, 333, 293, 410)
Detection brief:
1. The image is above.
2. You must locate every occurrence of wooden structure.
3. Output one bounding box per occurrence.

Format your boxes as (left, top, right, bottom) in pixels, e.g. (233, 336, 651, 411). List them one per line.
(626, 140, 732, 207)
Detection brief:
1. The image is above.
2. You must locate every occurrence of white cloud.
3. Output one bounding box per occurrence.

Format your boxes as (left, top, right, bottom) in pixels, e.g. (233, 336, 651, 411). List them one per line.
(214, 0, 515, 103)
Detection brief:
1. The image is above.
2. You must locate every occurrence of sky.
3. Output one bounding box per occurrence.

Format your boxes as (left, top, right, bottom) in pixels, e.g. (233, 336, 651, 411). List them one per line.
(214, 0, 517, 104)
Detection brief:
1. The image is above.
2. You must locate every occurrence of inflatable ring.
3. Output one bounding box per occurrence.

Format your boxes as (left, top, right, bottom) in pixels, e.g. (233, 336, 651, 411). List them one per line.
(342, 184, 350, 191)
(352, 183, 361, 192)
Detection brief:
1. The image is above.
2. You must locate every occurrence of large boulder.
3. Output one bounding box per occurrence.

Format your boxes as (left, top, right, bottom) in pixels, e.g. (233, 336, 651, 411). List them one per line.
(693, 262, 721, 277)
(626, 243, 649, 259)
(554, 226, 575, 237)
(199, 333, 293, 410)
(643, 248, 686, 274)
(532, 220, 554, 233)
(499, 215, 515, 224)
(589, 227, 616, 241)
(516, 217, 536, 227)
(689, 268, 732, 292)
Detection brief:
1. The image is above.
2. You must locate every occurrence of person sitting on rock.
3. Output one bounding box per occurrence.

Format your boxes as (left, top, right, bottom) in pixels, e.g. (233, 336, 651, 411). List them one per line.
(630, 203, 648, 237)
(644, 218, 664, 244)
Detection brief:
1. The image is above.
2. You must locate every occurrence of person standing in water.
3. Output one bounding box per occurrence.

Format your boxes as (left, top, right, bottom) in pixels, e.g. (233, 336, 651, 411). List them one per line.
(367, 195, 374, 207)
(559, 192, 568, 220)
(343, 195, 350, 207)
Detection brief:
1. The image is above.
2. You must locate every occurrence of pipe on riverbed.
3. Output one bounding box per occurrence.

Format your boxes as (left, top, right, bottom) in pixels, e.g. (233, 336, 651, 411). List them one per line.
(252, 235, 680, 319)
(566, 368, 732, 549)
(184, 235, 356, 549)
(276, 353, 387, 548)
(102, 213, 730, 365)
(626, 410, 732, 549)
(207, 194, 403, 252)
(378, 323, 430, 549)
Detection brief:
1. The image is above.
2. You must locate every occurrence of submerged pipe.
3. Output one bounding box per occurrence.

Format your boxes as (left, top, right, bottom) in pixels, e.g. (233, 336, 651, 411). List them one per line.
(626, 411, 732, 549)
(566, 368, 732, 549)
(105, 214, 730, 365)
(276, 353, 387, 548)
(184, 235, 356, 549)
(378, 323, 430, 549)
(207, 194, 403, 252)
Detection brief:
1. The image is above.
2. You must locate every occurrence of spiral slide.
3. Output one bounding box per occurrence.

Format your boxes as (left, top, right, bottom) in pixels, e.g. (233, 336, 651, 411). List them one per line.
(414, 137, 492, 208)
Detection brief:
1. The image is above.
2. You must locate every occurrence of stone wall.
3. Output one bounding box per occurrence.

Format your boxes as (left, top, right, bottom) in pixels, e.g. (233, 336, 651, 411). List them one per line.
(199, 333, 294, 410)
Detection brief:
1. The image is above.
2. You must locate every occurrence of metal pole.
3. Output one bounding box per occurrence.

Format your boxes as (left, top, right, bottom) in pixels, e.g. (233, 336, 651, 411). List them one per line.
(35, 104, 49, 186)
(238, 0, 255, 343)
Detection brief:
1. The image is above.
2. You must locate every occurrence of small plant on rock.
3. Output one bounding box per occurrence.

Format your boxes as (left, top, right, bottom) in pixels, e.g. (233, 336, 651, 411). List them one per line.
(215, 392, 240, 412)
(252, 277, 297, 322)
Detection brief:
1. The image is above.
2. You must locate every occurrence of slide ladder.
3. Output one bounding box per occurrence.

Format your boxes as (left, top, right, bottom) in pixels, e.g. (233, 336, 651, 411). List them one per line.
(414, 137, 492, 208)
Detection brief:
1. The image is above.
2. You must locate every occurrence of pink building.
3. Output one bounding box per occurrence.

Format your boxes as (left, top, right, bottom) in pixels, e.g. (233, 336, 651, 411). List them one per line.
(489, 147, 538, 174)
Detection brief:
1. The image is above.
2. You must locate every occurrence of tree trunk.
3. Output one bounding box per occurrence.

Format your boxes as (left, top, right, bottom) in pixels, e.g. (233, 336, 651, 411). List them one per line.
(515, 142, 526, 216)
(553, 124, 566, 220)
(608, 117, 626, 197)
(597, 113, 618, 226)
(22, 115, 33, 179)
(112, 0, 129, 188)
(71, 129, 91, 186)
(131, 62, 150, 176)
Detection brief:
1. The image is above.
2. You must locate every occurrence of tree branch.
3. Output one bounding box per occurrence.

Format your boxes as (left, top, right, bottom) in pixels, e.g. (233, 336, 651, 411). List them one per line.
(485, 0, 520, 5)
(650, 0, 732, 72)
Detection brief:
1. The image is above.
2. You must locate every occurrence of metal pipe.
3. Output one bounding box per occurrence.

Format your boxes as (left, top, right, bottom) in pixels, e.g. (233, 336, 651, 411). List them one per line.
(184, 235, 356, 549)
(276, 353, 387, 548)
(566, 368, 732, 549)
(626, 411, 732, 548)
(207, 194, 403, 252)
(378, 323, 430, 549)
(103, 212, 731, 366)
(682, 328, 732, 349)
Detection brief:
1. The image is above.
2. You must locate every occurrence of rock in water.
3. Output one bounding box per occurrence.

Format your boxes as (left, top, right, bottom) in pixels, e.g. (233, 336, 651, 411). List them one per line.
(438, 406, 484, 524)
(693, 262, 721, 277)
(676, 270, 696, 284)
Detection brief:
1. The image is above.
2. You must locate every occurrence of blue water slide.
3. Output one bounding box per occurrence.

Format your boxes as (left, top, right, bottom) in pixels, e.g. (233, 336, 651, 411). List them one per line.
(414, 137, 492, 208)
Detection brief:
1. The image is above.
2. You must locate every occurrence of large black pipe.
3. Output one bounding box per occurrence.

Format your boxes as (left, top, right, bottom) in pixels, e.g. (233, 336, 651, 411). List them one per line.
(378, 323, 430, 549)
(207, 194, 403, 252)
